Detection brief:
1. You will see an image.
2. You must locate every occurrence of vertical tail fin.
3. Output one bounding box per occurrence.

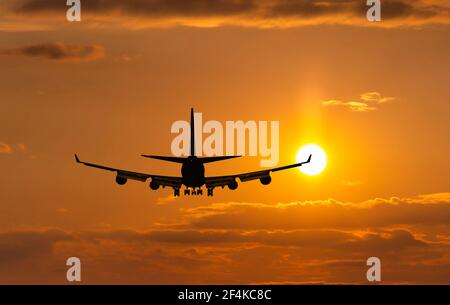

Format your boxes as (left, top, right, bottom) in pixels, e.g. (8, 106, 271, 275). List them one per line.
(190, 108, 195, 156)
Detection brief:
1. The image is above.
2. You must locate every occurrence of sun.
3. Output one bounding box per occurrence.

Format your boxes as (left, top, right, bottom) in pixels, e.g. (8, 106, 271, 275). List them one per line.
(296, 144, 327, 176)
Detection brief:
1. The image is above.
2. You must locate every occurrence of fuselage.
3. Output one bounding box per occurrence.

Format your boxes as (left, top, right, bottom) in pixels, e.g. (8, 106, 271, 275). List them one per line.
(181, 156, 205, 187)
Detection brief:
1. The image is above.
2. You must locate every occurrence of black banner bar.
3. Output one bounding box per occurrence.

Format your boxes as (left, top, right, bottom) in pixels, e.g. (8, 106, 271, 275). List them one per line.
(1, 285, 447, 304)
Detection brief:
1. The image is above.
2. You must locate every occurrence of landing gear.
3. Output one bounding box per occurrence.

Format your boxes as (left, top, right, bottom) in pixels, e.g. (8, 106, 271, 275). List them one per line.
(173, 187, 214, 196)
(174, 188, 180, 197)
(184, 188, 204, 196)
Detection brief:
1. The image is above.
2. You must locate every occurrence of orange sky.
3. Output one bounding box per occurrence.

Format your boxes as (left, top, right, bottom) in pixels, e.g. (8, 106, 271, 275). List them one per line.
(0, 0, 450, 284)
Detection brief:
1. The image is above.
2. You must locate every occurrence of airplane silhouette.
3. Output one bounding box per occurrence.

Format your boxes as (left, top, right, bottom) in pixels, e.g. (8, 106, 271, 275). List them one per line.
(75, 108, 311, 196)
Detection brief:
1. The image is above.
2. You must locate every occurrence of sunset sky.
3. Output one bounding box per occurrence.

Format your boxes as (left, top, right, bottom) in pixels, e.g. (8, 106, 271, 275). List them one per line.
(0, 0, 449, 284)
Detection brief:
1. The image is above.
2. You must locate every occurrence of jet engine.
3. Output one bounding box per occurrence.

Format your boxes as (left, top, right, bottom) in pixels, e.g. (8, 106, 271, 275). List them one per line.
(228, 180, 238, 190)
(115, 175, 127, 185)
(260, 175, 271, 185)
(149, 181, 160, 190)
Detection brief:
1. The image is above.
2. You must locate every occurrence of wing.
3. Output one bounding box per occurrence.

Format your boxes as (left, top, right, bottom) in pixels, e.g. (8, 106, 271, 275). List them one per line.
(74, 154, 182, 189)
(205, 154, 311, 189)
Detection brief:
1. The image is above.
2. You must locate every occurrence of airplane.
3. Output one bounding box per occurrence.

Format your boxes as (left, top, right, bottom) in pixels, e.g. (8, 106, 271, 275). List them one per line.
(75, 108, 311, 196)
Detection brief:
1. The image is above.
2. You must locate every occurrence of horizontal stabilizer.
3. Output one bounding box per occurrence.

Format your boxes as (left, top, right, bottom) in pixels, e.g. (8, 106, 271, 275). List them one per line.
(141, 155, 186, 163)
(199, 156, 241, 163)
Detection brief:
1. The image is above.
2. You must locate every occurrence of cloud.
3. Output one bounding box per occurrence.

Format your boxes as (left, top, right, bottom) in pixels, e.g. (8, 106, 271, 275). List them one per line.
(1, 193, 450, 284)
(360, 92, 395, 104)
(322, 91, 395, 112)
(322, 100, 377, 112)
(15, 0, 257, 17)
(0, 229, 71, 264)
(0, 227, 446, 284)
(112, 53, 139, 63)
(266, 0, 448, 20)
(0, 142, 12, 154)
(184, 193, 450, 230)
(77, 228, 429, 254)
(0, 142, 33, 158)
(0, 43, 105, 62)
(16, 143, 26, 152)
(156, 194, 177, 205)
(0, 142, 27, 154)
(2, 0, 450, 30)
(56, 208, 68, 214)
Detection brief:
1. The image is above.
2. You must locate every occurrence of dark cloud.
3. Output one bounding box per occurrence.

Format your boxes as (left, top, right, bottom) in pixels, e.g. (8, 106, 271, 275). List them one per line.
(267, 0, 356, 18)
(0, 229, 71, 264)
(83, 228, 429, 256)
(0, 43, 105, 62)
(353, 0, 444, 19)
(15, 0, 257, 17)
(0, 227, 447, 283)
(6, 0, 450, 28)
(273, 0, 447, 20)
(0, 194, 449, 283)
(186, 194, 450, 230)
(81, 229, 244, 244)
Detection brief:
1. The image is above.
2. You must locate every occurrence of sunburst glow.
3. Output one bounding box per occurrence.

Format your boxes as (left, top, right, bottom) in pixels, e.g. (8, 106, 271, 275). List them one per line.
(296, 144, 327, 176)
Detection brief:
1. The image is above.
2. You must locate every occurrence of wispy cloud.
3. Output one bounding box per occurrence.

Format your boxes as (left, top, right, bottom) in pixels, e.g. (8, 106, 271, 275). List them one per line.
(322, 100, 377, 112)
(322, 91, 395, 112)
(0, 142, 13, 154)
(0, 43, 105, 62)
(360, 92, 395, 104)
(156, 194, 178, 205)
(0, 142, 28, 155)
